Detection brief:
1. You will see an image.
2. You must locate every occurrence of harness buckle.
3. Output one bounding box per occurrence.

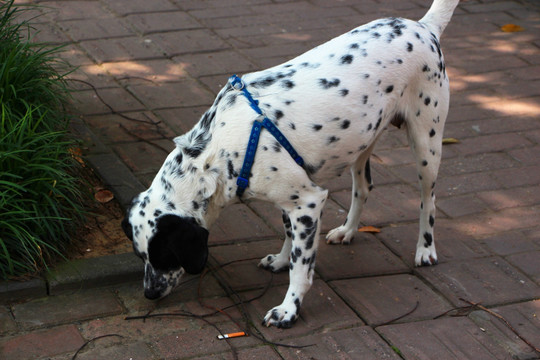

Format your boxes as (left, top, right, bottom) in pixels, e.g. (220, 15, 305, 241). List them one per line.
(236, 176, 249, 190)
(236, 176, 249, 197)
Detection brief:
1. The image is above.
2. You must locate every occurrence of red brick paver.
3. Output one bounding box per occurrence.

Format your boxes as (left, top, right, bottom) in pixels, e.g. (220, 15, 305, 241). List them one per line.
(0, 325, 85, 360)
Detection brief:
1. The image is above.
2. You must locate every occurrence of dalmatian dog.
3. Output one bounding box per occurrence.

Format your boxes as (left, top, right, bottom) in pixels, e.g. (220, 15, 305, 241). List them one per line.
(122, 0, 459, 328)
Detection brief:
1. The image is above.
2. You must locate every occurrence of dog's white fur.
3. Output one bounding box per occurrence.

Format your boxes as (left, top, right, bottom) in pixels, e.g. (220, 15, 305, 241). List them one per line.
(122, 0, 459, 328)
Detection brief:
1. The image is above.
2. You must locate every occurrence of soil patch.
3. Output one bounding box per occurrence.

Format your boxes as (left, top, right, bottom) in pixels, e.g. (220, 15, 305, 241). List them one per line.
(69, 167, 132, 259)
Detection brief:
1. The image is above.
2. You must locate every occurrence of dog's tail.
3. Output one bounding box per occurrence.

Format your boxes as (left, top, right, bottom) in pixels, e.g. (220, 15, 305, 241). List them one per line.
(419, 0, 460, 37)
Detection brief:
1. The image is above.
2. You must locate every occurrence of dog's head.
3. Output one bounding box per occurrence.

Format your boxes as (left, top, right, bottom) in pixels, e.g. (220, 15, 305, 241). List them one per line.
(122, 201, 209, 299)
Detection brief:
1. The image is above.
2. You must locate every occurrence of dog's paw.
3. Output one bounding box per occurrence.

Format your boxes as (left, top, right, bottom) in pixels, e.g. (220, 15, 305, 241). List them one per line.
(326, 226, 355, 244)
(415, 247, 438, 267)
(258, 254, 289, 273)
(262, 304, 299, 328)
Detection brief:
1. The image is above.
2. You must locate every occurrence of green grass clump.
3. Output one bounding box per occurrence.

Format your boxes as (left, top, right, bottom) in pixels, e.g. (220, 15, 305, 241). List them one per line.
(0, 0, 85, 279)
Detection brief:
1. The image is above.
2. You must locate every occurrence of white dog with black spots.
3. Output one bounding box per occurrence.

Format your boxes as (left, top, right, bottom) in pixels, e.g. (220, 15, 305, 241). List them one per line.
(122, 0, 460, 328)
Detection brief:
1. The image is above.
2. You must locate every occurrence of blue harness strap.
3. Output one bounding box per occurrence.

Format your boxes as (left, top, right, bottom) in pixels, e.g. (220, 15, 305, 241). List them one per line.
(229, 74, 304, 197)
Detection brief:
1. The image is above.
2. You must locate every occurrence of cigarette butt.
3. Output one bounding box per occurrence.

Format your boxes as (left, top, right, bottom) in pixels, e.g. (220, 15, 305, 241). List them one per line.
(217, 331, 247, 340)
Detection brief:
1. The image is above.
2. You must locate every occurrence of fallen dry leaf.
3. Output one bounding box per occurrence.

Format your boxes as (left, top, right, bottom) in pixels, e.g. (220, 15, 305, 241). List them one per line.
(500, 24, 525, 33)
(442, 137, 460, 144)
(95, 189, 114, 203)
(69, 147, 85, 166)
(358, 225, 381, 233)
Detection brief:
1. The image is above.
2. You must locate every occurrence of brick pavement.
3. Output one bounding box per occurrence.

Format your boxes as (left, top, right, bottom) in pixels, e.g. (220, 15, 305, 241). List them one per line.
(1, 0, 540, 359)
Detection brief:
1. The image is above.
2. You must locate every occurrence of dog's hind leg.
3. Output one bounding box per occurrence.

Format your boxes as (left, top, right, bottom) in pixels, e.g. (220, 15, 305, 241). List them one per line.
(326, 144, 375, 244)
(258, 210, 292, 272)
(404, 86, 449, 266)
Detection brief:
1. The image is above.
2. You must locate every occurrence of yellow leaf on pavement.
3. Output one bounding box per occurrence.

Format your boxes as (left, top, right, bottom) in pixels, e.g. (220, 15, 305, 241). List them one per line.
(442, 137, 460, 144)
(501, 24, 525, 32)
(358, 226, 381, 233)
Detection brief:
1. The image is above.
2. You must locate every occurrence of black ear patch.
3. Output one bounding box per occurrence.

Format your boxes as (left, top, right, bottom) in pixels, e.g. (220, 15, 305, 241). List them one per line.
(148, 215, 209, 274)
(121, 217, 133, 242)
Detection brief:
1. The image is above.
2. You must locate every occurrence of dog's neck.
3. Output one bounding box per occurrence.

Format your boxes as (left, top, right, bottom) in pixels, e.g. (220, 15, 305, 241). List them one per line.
(150, 84, 255, 229)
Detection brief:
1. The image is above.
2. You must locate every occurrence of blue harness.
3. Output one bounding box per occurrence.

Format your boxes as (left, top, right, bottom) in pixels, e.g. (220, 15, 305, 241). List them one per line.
(228, 75, 304, 197)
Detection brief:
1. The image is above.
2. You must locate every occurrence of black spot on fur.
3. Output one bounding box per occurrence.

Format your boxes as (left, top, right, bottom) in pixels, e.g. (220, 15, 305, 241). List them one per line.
(429, 215, 435, 227)
(422, 160, 428, 166)
(341, 120, 350, 129)
(313, 124, 323, 131)
(363, 95, 369, 105)
(364, 159, 372, 185)
(199, 109, 216, 132)
(374, 117, 382, 130)
(424, 97, 431, 106)
(291, 250, 298, 263)
(175, 153, 183, 165)
(341, 54, 354, 64)
(251, 76, 276, 88)
(298, 215, 314, 228)
(319, 78, 340, 89)
(308, 203, 316, 209)
(282, 80, 295, 89)
(225, 93, 237, 107)
(305, 221, 318, 250)
(227, 160, 237, 179)
(275, 110, 284, 120)
(290, 194, 299, 200)
(327, 136, 340, 144)
(423, 232, 433, 246)
(429, 129, 436, 137)
(385, 85, 394, 93)
(184, 147, 202, 158)
(407, 42, 413, 52)
(430, 33, 443, 58)
(340, 89, 349, 97)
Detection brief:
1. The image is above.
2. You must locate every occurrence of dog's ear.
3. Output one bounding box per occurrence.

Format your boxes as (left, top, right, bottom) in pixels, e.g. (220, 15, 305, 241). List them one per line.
(121, 217, 133, 242)
(178, 218, 209, 274)
(149, 215, 209, 274)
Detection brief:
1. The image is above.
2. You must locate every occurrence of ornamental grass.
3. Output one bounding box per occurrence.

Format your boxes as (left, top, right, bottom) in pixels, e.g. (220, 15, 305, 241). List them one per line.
(0, 0, 86, 279)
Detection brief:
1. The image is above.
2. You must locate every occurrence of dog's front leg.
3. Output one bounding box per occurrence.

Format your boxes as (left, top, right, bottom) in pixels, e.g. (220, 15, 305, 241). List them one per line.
(262, 188, 328, 328)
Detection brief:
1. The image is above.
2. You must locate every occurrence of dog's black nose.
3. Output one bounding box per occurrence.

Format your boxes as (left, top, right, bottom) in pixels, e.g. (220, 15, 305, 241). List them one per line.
(144, 288, 162, 300)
